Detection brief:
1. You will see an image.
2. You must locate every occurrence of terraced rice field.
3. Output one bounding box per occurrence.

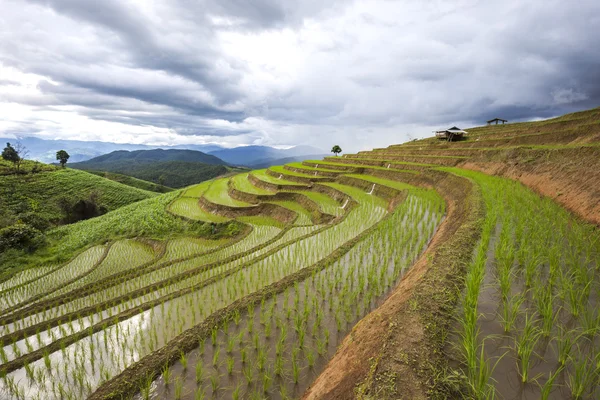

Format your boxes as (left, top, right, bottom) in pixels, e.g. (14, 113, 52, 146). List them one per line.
(0, 107, 599, 400)
(0, 155, 441, 400)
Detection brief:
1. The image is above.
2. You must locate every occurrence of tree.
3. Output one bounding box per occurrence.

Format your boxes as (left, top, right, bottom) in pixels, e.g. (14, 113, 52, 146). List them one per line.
(331, 145, 342, 156)
(2, 143, 20, 169)
(1, 142, 28, 173)
(56, 150, 70, 168)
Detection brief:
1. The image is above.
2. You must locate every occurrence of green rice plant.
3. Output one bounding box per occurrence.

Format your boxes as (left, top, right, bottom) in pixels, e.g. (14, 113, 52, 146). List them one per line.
(292, 358, 300, 384)
(194, 387, 206, 400)
(174, 377, 183, 400)
(534, 285, 556, 337)
(274, 353, 284, 377)
(567, 354, 594, 399)
(243, 364, 253, 386)
(499, 293, 524, 334)
(232, 383, 242, 400)
(195, 361, 204, 383)
(198, 338, 206, 355)
(212, 347, 220, 368)
(262, 369, 273, 393)
(180, 351, 188, 370)
(162, 363, 172, 386)
(515, 315, 541, 383)
(241, 346, 248, 364)
(539, 366, 563, 400)
(211, 327, 218, 346)
(579, 307, 600, 337)
(210, 374, 220, 394)
(257, 346, 267, 371)
(226, 335, 236, 353)
(226, 356, 235, 375)
(306, 348, 316, 368)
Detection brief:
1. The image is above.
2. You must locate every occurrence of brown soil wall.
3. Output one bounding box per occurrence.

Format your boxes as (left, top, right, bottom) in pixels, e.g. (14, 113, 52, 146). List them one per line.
(247, 172, 308, 191)
(304, 170, 484, 399)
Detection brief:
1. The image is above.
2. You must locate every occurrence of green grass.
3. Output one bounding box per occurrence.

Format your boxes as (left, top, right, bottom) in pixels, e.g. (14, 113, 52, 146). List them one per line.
(295, 191, 343, 216)
(49, 191, 223, 255)
(283, 162, 341, 173)
(343, 174, 417, 191)
(230, 173, 274, 195)
(85, 170, 174, 193)
(0, 168, 157, 228)
(321, 158, 435, 167)
(203, 178, 253, 207)
(267, 201, 313, 225)
(251, 170, 307, 186)
(236, 216, 285, 229)
(169, 197, 230, 223)
(181, 181, 213, 198)
(268, 165, 325, 178)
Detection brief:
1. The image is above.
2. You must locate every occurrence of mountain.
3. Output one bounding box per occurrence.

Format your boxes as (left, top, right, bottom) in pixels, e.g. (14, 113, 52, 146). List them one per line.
(77, 148, 228, 165)
(208, 145, 324, 166)
(249, 154, 330, 169)
(0, 137, 227, 164)
(69, 149, 239, 188)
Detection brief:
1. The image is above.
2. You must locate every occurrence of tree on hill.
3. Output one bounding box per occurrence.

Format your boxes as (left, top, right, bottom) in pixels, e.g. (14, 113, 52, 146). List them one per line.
(2, 142, 28, 173)
(331, 145, 342, 156)
(56, 150, 70, 168)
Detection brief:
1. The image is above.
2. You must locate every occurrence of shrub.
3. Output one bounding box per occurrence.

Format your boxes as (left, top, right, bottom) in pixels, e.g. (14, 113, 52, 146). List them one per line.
(0, 223, 47, 253)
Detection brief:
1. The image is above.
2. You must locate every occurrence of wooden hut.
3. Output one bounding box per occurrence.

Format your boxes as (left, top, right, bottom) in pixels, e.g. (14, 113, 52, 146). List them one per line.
(487, 118, 507, 125)
(435, 126, 468, 141)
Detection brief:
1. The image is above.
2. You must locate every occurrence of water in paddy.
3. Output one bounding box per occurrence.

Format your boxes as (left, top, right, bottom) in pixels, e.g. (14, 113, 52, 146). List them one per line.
(142, 198, 442, 399)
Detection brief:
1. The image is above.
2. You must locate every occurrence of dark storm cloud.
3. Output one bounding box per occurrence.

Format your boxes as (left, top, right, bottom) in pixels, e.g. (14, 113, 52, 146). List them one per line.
(0, 0, 599, 149)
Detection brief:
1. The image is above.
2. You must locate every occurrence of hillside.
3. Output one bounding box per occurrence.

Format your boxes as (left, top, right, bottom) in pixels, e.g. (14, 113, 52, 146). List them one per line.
(77, 148, 227, 165)
(86, 171, 174, 193)
(69, 149, 237, 188)
(0, 108, 598, 400)
(0, 164, 158, 270)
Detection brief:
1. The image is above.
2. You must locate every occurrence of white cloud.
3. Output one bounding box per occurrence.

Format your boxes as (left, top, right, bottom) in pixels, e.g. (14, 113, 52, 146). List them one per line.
(0, 0, 599, 152)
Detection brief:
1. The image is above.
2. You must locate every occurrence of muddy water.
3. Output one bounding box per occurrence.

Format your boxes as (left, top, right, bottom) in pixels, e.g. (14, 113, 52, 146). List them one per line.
(448, 223, 600, 400)
(143, 197, 442, 400)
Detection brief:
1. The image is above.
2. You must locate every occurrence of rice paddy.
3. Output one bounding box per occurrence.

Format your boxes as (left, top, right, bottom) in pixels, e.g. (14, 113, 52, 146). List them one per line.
(1, 115, 598, 400)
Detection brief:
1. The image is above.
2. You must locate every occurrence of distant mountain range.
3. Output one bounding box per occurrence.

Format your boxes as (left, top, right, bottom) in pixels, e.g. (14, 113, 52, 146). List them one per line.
(77, 148, 227, 166)
(207, 145, 323, 167)
(0, 136, 324, 167)
(249, 154, 330, 169)
(69, 149, 237, 188)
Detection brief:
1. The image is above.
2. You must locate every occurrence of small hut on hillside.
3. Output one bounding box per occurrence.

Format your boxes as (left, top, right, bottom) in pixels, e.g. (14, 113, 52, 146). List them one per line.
(435, 126, 468, 141)
(487, 118, 507, 125)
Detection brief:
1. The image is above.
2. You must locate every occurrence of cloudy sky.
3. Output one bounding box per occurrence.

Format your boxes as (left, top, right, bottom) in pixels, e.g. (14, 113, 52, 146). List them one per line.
(0, 0, 598, 152)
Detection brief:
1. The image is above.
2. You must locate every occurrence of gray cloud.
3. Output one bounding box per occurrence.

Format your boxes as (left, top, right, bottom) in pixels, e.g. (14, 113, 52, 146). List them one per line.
(0, 0, 599, 151)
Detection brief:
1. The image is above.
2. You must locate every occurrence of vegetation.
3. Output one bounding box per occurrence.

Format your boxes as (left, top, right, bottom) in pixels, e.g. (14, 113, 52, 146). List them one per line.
(0, 107, 598, 400)
(86, 170, 173, 193)
(331, 145, 342, 156)
(55, 150, 70, 168)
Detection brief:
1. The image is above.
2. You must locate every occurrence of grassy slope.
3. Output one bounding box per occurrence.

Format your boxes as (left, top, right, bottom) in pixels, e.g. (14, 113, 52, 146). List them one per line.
(86, 170, 174, 193)
(0, 167, 157, 228)
(71, 160, 232, 189)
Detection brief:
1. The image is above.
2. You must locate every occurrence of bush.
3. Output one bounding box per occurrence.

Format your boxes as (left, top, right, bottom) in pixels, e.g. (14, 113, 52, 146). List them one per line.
(17, 212, 51, 231)
(0, 223, 47, 253)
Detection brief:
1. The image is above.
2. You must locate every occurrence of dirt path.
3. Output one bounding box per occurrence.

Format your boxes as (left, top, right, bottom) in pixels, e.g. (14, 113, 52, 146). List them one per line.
(304, 171, 484, 399)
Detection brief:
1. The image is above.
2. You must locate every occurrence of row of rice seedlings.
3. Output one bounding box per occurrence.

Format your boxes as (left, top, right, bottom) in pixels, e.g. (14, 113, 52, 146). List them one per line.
(1, 225, 283, 336)
(45, 240, 157, 298)
(0, 246, 107, 314)
(0, 264, 60, 294)
(139, 191, 443, 399)
(0, 183, 392, 399)
(449, 168, 600, 399)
